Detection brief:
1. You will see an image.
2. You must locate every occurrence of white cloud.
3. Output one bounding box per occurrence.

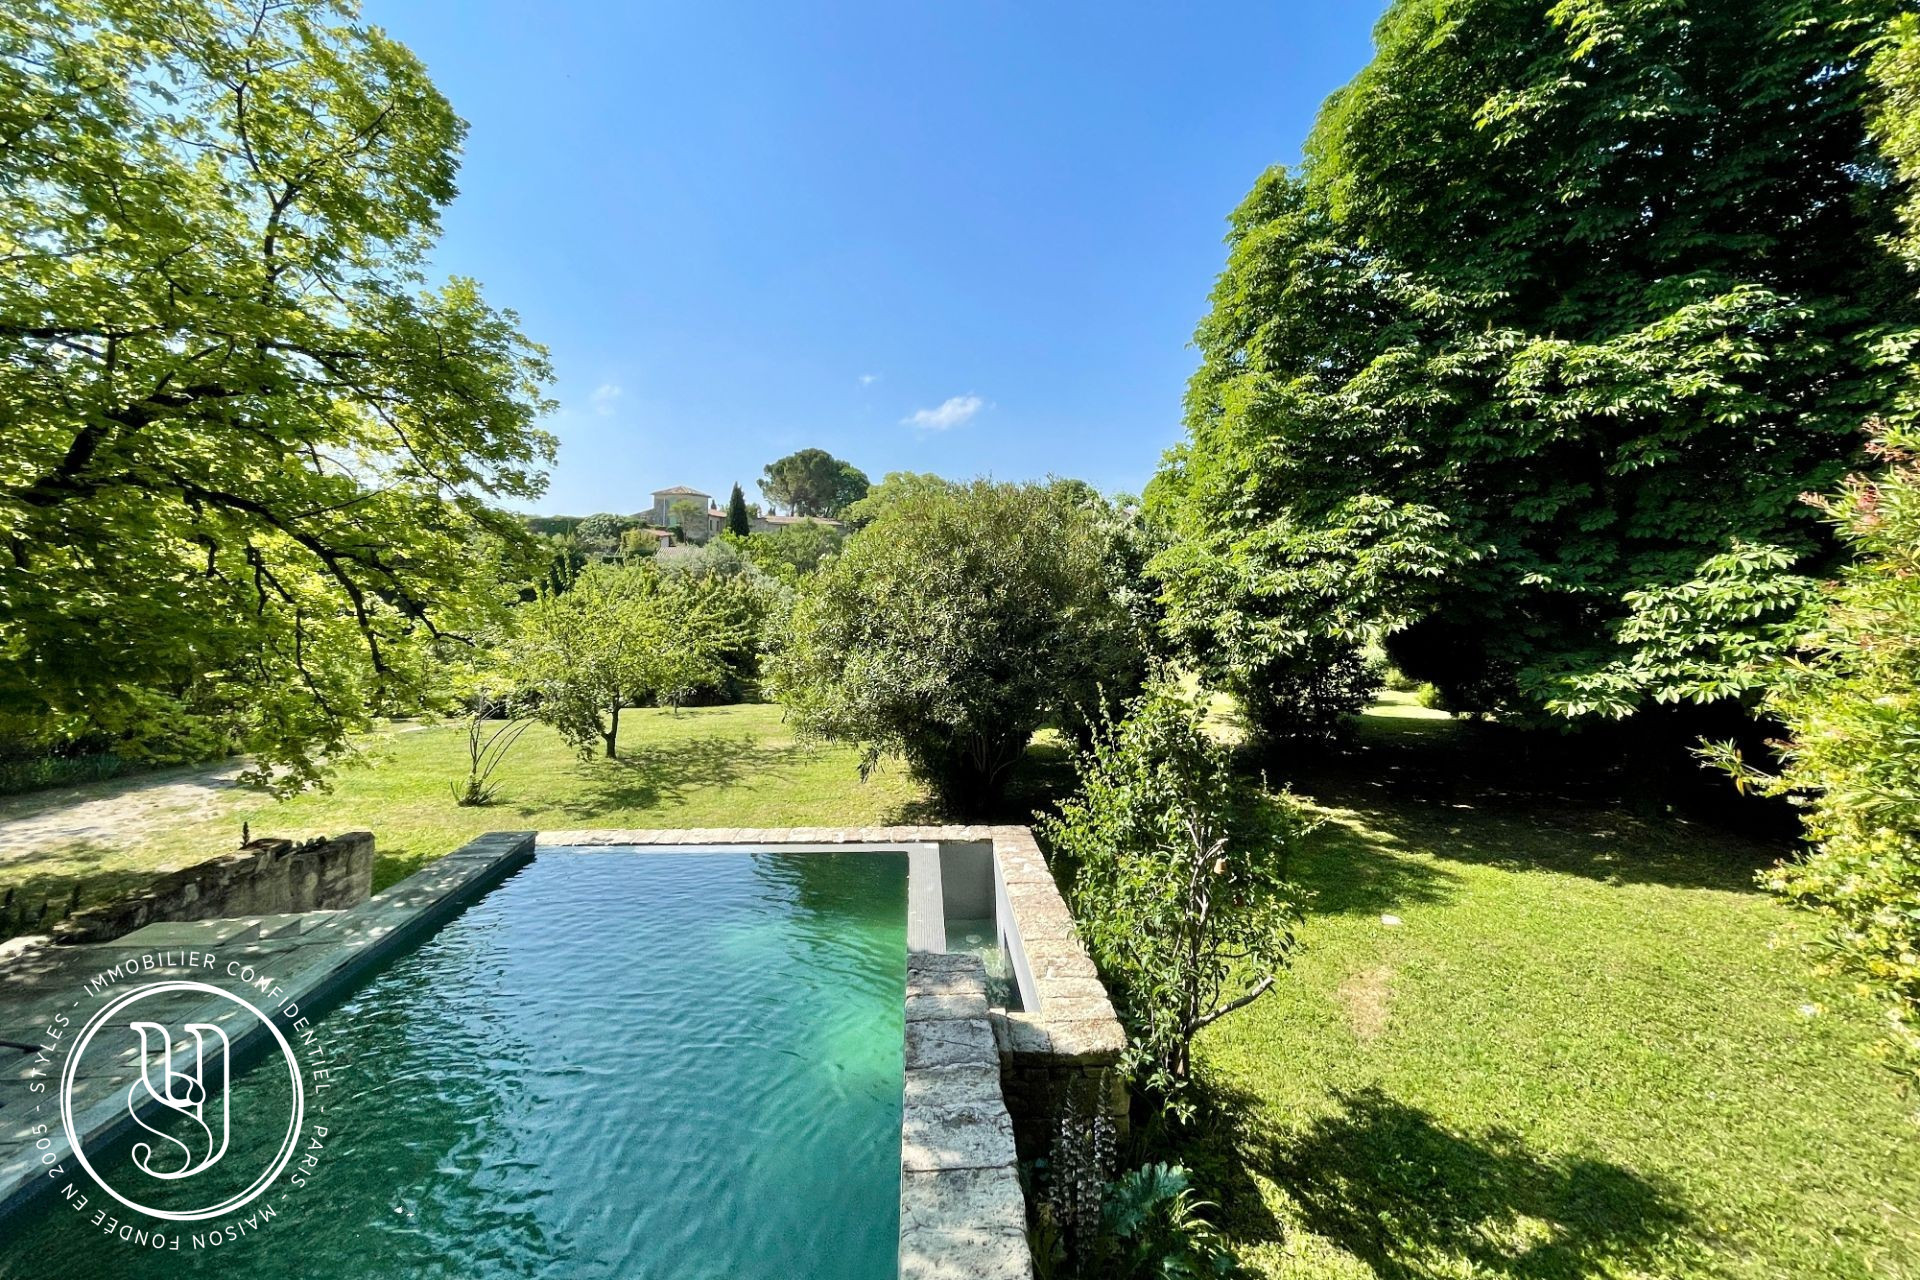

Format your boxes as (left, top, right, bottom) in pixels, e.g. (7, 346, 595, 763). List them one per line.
(903, 394, 984, 431)
(859, 373, 880, 386)
(588, 382, 623, 415)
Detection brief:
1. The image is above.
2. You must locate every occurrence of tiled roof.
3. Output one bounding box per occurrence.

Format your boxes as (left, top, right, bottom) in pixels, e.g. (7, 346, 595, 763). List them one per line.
(651, 484, 709, 496)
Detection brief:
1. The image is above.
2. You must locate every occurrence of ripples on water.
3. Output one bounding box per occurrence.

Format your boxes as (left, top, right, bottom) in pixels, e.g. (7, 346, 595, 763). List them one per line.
(0, 850, 908, 1279)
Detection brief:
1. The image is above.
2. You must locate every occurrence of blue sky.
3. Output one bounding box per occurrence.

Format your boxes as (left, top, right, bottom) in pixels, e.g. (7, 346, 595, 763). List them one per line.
(378, 1, 1384, 515)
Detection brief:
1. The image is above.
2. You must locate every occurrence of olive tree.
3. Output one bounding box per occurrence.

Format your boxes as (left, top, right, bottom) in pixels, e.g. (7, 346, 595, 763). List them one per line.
(769, 480, 1148, 813)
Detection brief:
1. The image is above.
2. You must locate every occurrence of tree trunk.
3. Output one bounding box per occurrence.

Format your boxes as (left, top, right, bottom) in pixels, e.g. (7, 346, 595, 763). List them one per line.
(604, 702, 620, 758)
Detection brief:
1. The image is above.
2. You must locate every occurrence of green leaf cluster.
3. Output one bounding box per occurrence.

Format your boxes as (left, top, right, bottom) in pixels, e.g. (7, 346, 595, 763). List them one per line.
(1719, 13, 1920, 1084)
(768, 479, 1149, 812)
(0, 0, 555, 787)
(509, 561, 753, 759)
(758, 447, 869, 518)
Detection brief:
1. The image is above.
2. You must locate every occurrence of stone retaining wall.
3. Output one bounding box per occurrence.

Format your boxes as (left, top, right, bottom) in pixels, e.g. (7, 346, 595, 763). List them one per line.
(987, 825, 1129, 1161)
(51, 831, 375, 944)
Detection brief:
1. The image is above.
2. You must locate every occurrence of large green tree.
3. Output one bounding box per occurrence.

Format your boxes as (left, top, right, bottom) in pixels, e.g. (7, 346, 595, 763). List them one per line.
(759, 448, 869, 517)
(0, 0, 554, 788)
(1150, 0, 1918, 739)
(511, 562, 746, 758)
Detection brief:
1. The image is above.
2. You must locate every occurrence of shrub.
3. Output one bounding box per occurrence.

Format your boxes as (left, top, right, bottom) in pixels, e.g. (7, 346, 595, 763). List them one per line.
(1711, 424, 1920, 1082)
(1041, 682, 1305, 1117)
(768, 480, 1148, 813)
(1235, 642, 1382, 747)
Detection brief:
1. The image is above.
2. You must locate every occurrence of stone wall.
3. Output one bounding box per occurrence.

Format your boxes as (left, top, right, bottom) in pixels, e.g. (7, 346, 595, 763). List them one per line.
(52, 832, 375, 944)
(988, 826, 1130, 1162)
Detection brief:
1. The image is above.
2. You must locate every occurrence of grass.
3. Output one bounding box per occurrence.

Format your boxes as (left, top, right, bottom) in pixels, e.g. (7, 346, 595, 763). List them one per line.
(1182, 701, 1920, 1279)
(3, 697, 1917, 1276)
(0, 704, 931, 928)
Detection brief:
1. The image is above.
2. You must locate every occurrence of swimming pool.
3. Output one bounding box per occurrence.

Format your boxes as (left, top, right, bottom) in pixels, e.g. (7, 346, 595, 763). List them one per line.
(0, 848, 909, 1279)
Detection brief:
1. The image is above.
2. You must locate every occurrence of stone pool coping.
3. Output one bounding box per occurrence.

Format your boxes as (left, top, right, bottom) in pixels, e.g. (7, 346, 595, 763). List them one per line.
(901, 951, 1029, 1279)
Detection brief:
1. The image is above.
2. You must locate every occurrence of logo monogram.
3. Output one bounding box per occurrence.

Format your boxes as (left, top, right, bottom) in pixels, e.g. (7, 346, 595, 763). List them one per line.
(127, 1021, 232, 1181)
(62, 979, 304, 1223)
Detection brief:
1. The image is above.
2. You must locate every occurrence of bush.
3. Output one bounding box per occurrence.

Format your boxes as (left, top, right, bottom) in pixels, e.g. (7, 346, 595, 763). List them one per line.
(1234, 642, 1382, 747)
(1712, 423, 1920, 1081)
(769, 480, 1149, 813)
(1041, 682, 1305, 1117)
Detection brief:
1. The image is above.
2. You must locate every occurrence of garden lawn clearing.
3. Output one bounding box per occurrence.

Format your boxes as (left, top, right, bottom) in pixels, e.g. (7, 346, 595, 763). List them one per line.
(1185, 702, 1920, 1279)
(0, 704, 928, 935)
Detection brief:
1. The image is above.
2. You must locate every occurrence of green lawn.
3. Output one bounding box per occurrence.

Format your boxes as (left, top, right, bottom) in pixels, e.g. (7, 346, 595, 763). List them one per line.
(2, 699, 1916, 1276)
(1187, 704, 1920, 1279)
(0, 705, 932, 924)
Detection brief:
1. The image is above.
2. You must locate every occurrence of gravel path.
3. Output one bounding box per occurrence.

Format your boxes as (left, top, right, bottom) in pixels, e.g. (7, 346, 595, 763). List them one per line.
(0, 761, 248, 858)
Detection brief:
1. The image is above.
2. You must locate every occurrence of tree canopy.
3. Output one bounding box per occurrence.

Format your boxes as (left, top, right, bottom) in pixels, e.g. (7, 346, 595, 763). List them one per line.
(759, 448, 869, 517)
(769, 480, 1149, 812)
(1149, 0, 1918, 737)
(0, 0, 554, 786)
(510, 562, 748, 758)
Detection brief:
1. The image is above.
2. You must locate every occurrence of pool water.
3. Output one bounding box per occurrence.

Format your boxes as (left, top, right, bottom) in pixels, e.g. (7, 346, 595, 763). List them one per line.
(0, 849, 909, 1279)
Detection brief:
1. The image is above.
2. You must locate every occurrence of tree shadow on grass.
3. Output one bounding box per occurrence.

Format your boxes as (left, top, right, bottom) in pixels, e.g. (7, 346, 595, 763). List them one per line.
(1293, 804, 1465, 918)
(1274, 710, 1792, 896)
(1301, 781, 1780, 896)
(1184, 1079, 1694, 1280)
(532, 733, 772, 821)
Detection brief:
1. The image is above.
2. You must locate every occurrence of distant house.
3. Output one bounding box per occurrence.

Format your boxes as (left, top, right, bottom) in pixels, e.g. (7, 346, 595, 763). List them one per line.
(648, 486, 722, 540)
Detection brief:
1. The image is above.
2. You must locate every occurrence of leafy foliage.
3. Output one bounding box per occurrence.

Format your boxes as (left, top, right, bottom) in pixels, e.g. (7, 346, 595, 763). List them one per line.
(840, 470, 956, 527)
(1716, 428, 1920, 1082)
(1149, 0, 1917, 732)
(768, 480, 1148, 812)
(758, 447, 869, 517)
(1092, 1163, 1235, 1280)
(509, 563, 747, 758)
(734, 522, 842, 582)
(668, 498, 708, 537)
(1041, 683, 1305, 1115)
(574, 512, 630, 553)
(0, 0, 555, 789)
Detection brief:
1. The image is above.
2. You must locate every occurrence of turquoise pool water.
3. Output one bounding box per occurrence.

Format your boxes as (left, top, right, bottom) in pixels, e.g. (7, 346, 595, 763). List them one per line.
(0, 849, 908, 1279)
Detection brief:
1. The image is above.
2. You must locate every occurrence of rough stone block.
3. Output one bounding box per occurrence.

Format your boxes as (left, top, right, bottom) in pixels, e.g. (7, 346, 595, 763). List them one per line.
(902, 1099, 1018, 1172)
(905, 1019, 997, 1071)
(900, 1167, 1027, 1237)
